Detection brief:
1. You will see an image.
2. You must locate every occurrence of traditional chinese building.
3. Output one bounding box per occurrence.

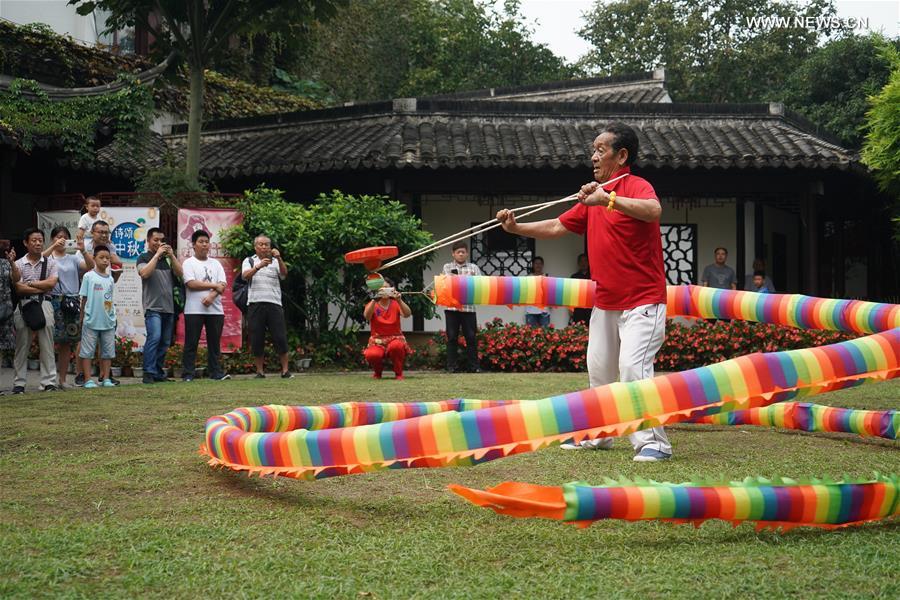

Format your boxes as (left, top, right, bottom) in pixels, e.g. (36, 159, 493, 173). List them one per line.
(3, 67, 896, 331)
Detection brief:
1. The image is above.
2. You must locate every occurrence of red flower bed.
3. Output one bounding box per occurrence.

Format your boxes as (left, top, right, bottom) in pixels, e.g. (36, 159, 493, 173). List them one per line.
(426, 318, 587, 372)
(424, 318, 859, 372)
(655, 318, 859, 370)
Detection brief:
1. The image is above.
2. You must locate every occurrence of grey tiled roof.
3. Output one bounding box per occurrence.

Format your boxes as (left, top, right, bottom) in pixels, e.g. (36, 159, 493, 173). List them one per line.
(155, 100, 856, 180)
(424, 71, 671, 104)
(59, 133, 168, 178)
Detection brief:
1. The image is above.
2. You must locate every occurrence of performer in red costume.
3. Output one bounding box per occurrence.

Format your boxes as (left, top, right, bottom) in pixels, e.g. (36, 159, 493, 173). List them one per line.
(363, 279, 412, 380)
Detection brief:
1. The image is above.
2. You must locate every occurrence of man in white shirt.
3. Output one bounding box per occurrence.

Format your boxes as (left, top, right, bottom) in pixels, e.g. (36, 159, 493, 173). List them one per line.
(181, 230, 229, 381)
(241, 235, 291, 378)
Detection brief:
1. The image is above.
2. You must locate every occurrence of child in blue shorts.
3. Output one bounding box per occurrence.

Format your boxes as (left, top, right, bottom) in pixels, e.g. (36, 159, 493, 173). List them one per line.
(79, 244, 117, 388)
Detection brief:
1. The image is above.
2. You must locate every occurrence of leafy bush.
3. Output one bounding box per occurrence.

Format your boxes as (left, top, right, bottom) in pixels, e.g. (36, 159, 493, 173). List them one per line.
(221, 186, 435, 337)
(296, 329, 367, 370)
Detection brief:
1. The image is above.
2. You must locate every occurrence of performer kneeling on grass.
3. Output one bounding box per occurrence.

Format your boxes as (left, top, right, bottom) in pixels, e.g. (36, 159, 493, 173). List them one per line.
(363, 279, 411, 380)
(496, 121, 673, 462)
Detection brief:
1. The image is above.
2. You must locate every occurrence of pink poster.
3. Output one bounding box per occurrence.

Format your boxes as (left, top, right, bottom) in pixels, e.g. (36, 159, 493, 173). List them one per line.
(175, 208, 244, 350)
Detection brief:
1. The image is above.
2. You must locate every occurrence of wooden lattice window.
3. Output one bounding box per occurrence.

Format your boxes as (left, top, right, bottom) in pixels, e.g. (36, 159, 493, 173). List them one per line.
(470, 225, 535, 276)
(660, 224, 697, 285)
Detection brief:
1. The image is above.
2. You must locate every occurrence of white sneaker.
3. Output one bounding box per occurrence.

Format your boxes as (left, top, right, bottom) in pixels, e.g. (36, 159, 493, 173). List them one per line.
(560, 438, 615, 450)
(632, 447, 672, 462)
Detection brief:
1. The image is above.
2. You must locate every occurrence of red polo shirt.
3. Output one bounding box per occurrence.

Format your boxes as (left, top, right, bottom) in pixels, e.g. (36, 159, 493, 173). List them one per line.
(558, 166, 667, 310)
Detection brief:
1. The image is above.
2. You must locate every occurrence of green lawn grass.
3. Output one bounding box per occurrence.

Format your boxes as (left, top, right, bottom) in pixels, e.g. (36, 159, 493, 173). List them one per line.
(2, 373, 898, 598)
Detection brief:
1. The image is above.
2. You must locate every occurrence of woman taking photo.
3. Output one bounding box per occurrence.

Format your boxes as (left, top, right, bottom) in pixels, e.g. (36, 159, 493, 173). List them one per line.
(363, 279, 411, 380)
(44, 226, 93, 388)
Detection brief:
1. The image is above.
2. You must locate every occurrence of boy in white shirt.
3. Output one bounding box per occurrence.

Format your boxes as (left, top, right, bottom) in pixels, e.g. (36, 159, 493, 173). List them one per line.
(181, 229, 229, 381)
(76, 197, 103, 253)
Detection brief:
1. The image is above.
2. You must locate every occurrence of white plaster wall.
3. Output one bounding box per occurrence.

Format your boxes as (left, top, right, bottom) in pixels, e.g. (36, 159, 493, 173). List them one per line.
(419, 197, 586, 331)
(660, 199, 737, 283)
(1, 1, 101, 44)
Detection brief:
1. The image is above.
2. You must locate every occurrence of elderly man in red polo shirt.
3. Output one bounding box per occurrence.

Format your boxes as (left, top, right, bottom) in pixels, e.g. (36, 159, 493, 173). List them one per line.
(496, 121, 672, 462)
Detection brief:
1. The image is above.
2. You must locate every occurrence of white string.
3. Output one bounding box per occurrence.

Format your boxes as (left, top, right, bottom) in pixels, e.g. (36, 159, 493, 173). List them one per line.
(378, 194, 573, 270)
(377, 194, 575, 271)
(378, 173, 627, 272)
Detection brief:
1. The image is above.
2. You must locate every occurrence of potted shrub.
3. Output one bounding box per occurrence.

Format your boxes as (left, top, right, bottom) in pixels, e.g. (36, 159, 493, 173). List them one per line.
(165, 344, 182, 378)
(113, 336, 137, 377)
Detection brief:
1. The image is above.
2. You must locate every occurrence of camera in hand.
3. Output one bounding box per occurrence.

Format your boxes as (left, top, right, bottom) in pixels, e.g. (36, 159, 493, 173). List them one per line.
(64, 239, 78, 254)
(450, 268, 459, 275)
(376, 287, 395, 298)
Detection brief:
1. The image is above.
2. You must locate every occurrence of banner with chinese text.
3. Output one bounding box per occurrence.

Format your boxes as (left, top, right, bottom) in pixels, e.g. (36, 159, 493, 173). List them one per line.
(102, 206, 160, 350)
(36, 210, 80, 244)
(175, 208, 243, 350)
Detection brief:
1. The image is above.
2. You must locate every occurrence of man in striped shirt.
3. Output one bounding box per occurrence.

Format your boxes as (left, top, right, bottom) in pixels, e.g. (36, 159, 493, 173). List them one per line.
(442, 241, 481, 373)
(241, 235, 291, 378)
(12, 228, 59, 393)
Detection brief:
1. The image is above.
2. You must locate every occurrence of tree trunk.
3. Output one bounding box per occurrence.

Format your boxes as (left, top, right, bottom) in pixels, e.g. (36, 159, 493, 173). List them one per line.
(186, 62, 205, 182)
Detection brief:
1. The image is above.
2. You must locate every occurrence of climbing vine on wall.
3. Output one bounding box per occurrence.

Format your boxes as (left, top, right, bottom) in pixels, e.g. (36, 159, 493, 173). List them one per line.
(0, 76, 154, 161)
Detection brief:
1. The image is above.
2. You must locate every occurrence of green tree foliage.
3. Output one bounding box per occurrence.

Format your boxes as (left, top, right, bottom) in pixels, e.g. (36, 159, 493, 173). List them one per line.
(861, 44, 900, 236)
(578, 0, 835, 103)
(69, 0, 343, 182)
(134, 152, 209, 200)
(221, 187, 434, 336)
(298, 0, 576, 103)
(781, 35, 897, 148)
(0, 76, 153, 160)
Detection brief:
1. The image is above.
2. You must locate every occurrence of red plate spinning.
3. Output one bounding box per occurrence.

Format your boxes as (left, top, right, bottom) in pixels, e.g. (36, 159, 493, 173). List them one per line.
(343, 246, 398, 271)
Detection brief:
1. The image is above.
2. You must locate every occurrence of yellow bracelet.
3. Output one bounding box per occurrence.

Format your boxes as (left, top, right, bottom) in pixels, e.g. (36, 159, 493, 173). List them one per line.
(606, 191, 617, 211)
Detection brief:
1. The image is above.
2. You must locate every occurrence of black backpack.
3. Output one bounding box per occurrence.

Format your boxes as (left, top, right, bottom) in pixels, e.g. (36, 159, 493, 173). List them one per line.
(17, 259, 48, 330)
(232, 257, 253, 314)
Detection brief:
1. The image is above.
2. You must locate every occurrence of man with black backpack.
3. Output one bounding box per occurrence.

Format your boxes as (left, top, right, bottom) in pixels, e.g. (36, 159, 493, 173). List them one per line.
(239, 235, 291, 378)
(12, 228, 59, 393)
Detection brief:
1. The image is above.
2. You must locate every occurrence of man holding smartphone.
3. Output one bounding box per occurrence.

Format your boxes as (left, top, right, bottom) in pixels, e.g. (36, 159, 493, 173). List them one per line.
(441, 241, 482, 373)
(137, 228, 183, 384)
(241, 235, 291, 378)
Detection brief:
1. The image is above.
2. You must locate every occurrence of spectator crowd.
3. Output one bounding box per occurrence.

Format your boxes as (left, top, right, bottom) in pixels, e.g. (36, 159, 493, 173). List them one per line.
(0, 199, 788, 395)
(0, 198, 296, 394)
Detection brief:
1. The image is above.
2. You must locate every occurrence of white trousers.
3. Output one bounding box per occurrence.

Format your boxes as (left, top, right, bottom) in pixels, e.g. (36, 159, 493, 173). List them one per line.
(586, 303, 672, 455)
(13, 302, 58, 389)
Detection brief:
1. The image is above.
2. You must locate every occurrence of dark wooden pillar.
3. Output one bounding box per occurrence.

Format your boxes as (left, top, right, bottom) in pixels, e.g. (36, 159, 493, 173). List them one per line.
(800, 189, 819, 296)
(411, 192, 425, 331)
(736, 198, 745, 287)
(754, 201, 764, 264)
